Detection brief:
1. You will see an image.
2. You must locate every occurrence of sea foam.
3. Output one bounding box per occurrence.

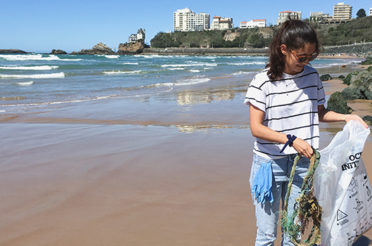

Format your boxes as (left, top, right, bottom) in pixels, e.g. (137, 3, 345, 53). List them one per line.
(0, 72, 65, 79)
(16, 81, 34, 86)
(161, 63, 217, 68)
(0, 65, 58, 70)
(0, 54, 81, 61)
(105, 55, 119, 59)
(232, 71, 255, 76)
(103, 70, 142, 75)
(123, 62, 139, 65)
(227, 61, 266, 66)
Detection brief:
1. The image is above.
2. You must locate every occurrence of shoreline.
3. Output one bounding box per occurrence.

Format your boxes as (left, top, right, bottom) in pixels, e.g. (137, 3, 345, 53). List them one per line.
(0, 57, 371, 246)
(1, 48, 370, 58)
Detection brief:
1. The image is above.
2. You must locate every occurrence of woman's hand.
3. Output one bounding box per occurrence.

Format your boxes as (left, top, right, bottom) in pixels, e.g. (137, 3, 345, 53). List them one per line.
(344, 114, 369, 128)
(292, 138, 313, 159)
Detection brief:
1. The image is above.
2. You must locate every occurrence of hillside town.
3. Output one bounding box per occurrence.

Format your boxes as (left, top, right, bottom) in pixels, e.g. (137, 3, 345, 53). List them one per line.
(173, 2, 371, 32)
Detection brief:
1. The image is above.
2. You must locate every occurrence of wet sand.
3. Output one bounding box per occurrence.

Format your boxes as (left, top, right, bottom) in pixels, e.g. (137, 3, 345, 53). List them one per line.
(0, 64, 371, 246)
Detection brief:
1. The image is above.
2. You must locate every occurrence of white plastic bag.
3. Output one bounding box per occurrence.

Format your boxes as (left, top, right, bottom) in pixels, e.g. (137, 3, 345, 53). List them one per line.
(314, 120, 371, 246)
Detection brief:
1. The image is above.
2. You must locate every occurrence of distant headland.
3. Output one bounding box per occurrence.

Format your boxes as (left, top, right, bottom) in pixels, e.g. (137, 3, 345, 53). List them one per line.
(1, 17, 372, 57)
(0, 49, 28, 54)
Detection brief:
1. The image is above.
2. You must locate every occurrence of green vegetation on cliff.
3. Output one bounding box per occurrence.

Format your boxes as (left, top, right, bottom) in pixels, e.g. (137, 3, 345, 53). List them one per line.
(151, 28, 272, 48)
(316, 16, 372, 45)
(151, 16, 372, 48)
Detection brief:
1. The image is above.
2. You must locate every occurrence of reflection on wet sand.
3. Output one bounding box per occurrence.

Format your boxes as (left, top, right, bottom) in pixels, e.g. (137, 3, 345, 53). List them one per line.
(0, 114, 249, 134)
(177, 89, 235, 105)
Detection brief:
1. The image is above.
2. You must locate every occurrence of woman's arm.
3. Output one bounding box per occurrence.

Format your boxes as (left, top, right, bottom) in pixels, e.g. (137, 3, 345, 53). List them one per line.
(250, 104, 314, 158)
(318, 105, 368, 128)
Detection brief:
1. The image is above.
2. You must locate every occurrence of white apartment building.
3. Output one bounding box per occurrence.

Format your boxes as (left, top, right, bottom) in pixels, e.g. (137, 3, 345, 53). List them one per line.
(333, 2, 352, 20)
(240, 19, 266, 28)
(310, 12, 332, 23)
(370, 8, 372, 16)
(211, 16, 233, 30)
(277, 11, 302, 25)
(173, 8, 210, 32)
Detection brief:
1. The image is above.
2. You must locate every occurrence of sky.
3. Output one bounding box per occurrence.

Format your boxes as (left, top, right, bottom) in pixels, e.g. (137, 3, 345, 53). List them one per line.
(0, 0, 371, 53)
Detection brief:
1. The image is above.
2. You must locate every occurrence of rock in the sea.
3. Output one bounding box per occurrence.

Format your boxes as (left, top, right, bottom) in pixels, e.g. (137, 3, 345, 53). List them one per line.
(0, 49, 27, 54)
(51, 49, 67, 54)
(70, 42, 115, 55)
(117, 41, 144, 55)
(327, 92, 352, 114)
(320, 74, 332, 81)
(341, 70, 372, 100)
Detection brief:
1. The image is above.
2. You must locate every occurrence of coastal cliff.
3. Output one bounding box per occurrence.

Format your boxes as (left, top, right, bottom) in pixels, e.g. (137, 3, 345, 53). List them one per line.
(117, 41, 145, 55)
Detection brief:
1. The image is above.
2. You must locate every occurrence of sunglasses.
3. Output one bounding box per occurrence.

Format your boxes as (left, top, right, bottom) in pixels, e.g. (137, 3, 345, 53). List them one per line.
(290, 50, 318, 63)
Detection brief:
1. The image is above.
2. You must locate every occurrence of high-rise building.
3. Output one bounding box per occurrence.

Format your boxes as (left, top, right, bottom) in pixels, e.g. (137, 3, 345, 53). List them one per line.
(370, 8, 372, 16)
(173, 8, 210, 32)
(277, 11, 302, 25)
(333, 2, 352, 20)
(211, 16, 233, 30)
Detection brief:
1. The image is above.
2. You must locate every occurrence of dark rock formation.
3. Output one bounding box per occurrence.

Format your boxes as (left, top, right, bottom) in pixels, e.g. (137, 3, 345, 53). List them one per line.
(363, 115, 372, 126)
(51, 49, 67, 54)
(327, 92, 352, 114)
(361, 57, 372, 65)
(70, 42, 115, 55)
(117, 41, 144, 55)
(0, 49, 27, 54)
(320, 74, 332, 81)
(341, 70, 372, 100)
(343, 71, 359, 85)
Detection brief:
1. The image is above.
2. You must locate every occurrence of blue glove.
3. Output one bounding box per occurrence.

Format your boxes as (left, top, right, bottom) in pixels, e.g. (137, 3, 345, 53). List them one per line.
(251, 162, 274, 204)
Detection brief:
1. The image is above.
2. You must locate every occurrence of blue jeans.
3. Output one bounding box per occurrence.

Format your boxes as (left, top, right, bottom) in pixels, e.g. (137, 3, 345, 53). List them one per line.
(250, 153, 310, 246)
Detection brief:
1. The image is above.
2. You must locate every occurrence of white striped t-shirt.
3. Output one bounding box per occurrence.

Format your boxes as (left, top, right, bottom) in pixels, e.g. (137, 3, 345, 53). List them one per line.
(244, 65, 326, 159)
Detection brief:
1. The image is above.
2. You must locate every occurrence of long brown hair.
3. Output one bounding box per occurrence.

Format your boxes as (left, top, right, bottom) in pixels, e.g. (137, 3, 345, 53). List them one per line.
(267, 20, 320, 81)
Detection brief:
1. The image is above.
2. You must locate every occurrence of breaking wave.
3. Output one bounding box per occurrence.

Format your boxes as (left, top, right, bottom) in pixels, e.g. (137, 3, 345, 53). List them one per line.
(0, 72, 65, 79)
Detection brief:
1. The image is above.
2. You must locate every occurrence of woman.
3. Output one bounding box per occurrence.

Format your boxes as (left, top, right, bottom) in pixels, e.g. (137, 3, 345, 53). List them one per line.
(244, 19, 367, 246)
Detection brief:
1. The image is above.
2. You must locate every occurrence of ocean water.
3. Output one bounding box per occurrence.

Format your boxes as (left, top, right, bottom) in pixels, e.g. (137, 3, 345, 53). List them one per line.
(0, 53, 359, 114)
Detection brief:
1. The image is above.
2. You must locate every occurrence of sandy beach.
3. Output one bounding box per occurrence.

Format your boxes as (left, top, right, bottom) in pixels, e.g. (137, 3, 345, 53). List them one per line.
(0, 61, 371, 246)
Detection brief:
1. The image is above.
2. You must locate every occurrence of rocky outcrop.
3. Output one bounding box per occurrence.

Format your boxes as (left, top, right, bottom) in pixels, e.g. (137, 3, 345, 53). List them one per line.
(0, 49, 27, 54)
(70, 42, 115, 55)
(51, 49, 67, 54)
(320, 74, 332, 81)
(363, 115, 372, 125)
(341, 69, 372, 100)
(117, 41, 144, 55)
(327, 68, 372, 114)
(327, 91, 352, 114)
(223, 30, 240, 42)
